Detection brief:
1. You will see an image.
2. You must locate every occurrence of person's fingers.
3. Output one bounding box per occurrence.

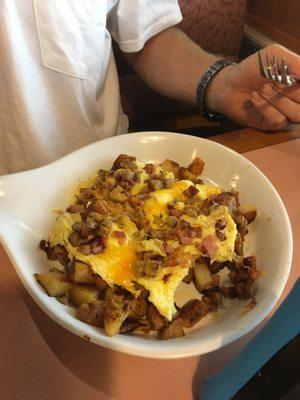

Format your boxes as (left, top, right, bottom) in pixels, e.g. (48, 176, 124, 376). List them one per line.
(251, 91, 288, 130)
(273, 83, 300, 103)
(272, 45, 300, 101)
(259, 44, 300, 102)
(260, 84, 300, 123)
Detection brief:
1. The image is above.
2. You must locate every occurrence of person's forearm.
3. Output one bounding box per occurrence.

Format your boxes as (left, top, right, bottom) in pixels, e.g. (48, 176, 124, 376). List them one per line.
(123, 29, 300, 131)
(123, 27, 230, 109)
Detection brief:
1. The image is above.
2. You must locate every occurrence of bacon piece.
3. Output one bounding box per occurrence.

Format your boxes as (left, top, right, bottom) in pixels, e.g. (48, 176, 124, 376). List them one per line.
(168, 206, 182, 218)
(144, 163, 154, 174)
(112, 154, 136, 170)
(163, 241, 172, 255)
(192, 226, 202, 238)
(176, 229, 193, 245)
(112, 231, 126, 244)
(200, 235, 218, 259)
(66, 204, 85, 214)
(163, 273, 172, 283)
(215, 219, 227, 230)
(247, 267, 260, 281)
(182, 268, 194, 283)
(95, 276, 107, 290)
(243, 255, 257, 268)
(183, 185, 199, 198)
(216, 229, 226, 241)
(220, 286, 238, 299)
(91, 241, 104, 255)
(176, 220, 194, 245)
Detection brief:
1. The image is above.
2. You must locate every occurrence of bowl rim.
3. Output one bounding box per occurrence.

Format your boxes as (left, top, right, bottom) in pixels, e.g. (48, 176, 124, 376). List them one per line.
(0, 131, 293, 359)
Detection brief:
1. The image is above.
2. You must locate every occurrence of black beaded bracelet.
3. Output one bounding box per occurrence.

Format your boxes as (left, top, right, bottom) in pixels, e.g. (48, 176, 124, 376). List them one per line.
(196, 59, 235, 122)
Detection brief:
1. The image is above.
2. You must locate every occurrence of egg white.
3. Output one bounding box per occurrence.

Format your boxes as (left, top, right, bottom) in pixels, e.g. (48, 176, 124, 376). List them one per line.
(48, 167, 237, 321)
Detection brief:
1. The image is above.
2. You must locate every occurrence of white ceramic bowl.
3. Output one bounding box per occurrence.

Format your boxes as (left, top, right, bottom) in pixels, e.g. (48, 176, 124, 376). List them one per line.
(0, 132, 293, 359)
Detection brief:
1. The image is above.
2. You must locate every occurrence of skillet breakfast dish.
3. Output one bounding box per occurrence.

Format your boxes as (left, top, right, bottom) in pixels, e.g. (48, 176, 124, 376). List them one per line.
(36, 154, 259, 339)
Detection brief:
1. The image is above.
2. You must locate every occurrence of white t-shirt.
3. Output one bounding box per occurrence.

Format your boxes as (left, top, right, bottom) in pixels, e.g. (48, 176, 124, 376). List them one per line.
(0, 0, 182, 175)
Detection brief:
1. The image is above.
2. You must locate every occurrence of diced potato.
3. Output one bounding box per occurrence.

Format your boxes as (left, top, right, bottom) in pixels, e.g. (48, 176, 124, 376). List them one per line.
(132, 319, 151, 335)
(144, 259, 160, 277)
(93, 199, 109, 214)
(104, 303, 129, 336)
(212, 192, 237, 217)
(104, 286, 126, 304)
(187, 157, 205, 176)
(109, 186, 127, 202)
(69, 284, 100, 308)
(179, 299, 208, 328)
(120, 318, 141, 334)
(56, 293, 70, 305)
(70, 262, 96, 284)
(238, 205, 257, 224)
(178, 167, 197, 181)
(147, 303, 166, 330)
(160, 159, 180, 175)
(35, 271, 71, 297)
(235, 215, 248, 240)
(231, 188, 240, 207)
(129, 297, 148, 319)
(182, 267, 194, 284)
(202, 294, 219, 311)
(234, 233, 243, 256)
(160, 318, 184, 340)
(76, 301, 106, 327)
(194, 261, 213, 291)
(243, 255, 257, 269)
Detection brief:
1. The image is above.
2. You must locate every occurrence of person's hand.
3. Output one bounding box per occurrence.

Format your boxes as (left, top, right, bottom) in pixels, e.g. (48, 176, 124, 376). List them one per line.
(206, 44, 300, 130)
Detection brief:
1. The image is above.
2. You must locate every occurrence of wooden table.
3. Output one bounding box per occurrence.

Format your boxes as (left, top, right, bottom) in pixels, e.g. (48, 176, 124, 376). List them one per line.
(210, 122, 300, 153)
(0, 128, 299, 400)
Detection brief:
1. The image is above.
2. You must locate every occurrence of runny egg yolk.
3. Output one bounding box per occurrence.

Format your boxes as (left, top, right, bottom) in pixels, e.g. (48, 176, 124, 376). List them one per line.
(76, 216, 139, 294)
(84, 236, 138, 292)
(49, 174, 235, 321)
(50, 213, 140, 295)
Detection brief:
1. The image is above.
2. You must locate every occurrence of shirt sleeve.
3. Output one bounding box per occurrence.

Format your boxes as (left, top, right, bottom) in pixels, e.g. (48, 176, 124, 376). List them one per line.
(107, 0, 182, 53)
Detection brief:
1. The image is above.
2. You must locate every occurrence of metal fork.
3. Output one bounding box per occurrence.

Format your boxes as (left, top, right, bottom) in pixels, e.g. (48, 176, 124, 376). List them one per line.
(258, 51, 300, 87)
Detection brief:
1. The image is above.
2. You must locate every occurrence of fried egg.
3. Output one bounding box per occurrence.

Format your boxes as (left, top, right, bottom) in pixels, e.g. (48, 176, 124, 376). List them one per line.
(49, 165, 237, 321)
(50, 213, 140, 295)
(143, 180, 222, 227)
(138, 266, 189, 320)
(182, 206, 237, 263)
(49, 212, 190, 319)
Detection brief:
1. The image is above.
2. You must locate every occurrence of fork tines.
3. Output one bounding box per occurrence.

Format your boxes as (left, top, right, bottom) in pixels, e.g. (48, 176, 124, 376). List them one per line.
(258, 51, 292, 86)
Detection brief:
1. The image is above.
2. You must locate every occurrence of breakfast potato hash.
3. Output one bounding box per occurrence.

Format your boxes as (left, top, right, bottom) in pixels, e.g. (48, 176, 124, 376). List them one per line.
(35, 154, 259, 339)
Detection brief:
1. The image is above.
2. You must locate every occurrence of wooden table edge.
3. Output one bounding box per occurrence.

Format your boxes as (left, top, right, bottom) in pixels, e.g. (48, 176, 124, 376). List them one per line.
(208, 124, 300, 153)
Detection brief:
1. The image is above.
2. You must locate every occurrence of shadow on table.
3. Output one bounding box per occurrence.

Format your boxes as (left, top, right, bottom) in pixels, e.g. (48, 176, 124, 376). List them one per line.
(1, 243, 285, 400)
(191, 324, 262, 400)
(19, 288, 117, 396)
(21, 282, 261, 400)
(19, 286, 200, 400)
